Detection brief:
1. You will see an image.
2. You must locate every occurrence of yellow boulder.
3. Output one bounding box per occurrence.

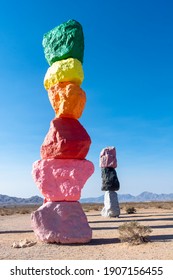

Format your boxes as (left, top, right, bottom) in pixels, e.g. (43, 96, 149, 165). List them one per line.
(44, 58, 84, 90)
(48, 82, 86, 119)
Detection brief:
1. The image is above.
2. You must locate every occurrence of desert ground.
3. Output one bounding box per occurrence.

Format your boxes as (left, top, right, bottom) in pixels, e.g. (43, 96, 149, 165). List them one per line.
(0, 202, 173, 260)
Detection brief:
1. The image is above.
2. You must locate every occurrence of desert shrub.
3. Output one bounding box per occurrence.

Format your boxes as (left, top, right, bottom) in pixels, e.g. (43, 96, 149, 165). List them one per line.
(18, 209, 30, 214)
(126, 206, 136, 214)
(0, 205, 40, 215)
(0, 209, 14, 215)
(157, 204, 163, 209)
(156, 203, 172, 210)
(82, 203, 103, 212)
(118, 221, 152, 245)
(92, 206, 102, 211)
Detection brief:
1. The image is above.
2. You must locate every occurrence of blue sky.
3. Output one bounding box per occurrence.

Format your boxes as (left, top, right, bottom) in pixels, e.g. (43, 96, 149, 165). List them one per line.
(0, 0, 173, 199)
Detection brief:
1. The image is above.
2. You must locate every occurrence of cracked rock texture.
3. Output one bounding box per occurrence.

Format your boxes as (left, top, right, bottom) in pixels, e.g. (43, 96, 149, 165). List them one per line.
(31, 201, 92, 243)
(48, 82, 86, 119)
(42, 19, 84, 65)
(32, 158, 94, 201)
(40, 118, 91, 159)
(100, 146, 117, 168)
(44, 58, 84, 90)
(101, 191, 120, 217)
(101, 167, 120, 191)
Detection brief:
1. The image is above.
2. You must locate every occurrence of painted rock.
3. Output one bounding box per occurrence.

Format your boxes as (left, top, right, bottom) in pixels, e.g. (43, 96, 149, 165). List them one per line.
(48, 82, 86, 119)
(101, 167, 120, 191)
(100, 146, 117, 168)
(31, 201, 92, 243)
(42, 19, 84, 66)
(32, 158, 94, 201)
(44, 58, 84, 90)
(101, 191, 120, 217)
(40, 118, 91, 159)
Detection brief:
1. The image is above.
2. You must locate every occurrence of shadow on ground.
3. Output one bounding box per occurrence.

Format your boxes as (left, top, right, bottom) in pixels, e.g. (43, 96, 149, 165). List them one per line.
(0, 230, 33, 234)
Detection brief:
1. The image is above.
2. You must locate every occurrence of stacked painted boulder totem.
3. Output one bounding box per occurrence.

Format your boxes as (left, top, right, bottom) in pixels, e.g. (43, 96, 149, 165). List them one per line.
(31, 19, 94, 244)
(100, 146, 120, 217)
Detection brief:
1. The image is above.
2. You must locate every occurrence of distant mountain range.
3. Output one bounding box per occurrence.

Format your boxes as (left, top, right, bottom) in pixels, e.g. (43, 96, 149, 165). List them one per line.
(0, 192, 173, 205)
(80, 192, 173, 203)
(0, 195, 43, 205)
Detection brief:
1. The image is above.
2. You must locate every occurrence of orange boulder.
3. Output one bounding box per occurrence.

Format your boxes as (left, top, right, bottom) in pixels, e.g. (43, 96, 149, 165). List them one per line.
(48, 82, 86, 119)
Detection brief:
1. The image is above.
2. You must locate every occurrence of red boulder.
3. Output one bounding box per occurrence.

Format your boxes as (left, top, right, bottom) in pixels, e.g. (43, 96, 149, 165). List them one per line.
(41, 118, 91, 159)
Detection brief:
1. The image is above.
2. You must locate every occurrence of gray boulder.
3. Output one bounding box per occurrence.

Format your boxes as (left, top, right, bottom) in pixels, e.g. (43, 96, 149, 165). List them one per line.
(101, 191, 120, 217)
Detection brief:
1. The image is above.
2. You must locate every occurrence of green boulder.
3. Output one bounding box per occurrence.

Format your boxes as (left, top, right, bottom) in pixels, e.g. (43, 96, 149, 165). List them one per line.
(42, 19, 84, 65)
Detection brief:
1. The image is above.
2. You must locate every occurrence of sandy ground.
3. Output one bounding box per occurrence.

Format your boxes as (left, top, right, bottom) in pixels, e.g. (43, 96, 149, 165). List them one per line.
(0, 208, 173, 260)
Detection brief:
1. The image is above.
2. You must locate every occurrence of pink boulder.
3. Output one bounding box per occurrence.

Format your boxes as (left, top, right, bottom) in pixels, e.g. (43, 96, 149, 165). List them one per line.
(99, 146, 117, 168)
(40, 118, 91, 159)
(32, 158, 94, 201)
(31, 201, 92, 244)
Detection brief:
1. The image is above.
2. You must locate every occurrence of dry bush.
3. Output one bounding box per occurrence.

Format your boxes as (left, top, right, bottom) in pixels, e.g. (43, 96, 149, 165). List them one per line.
(120, 202, 150, 211)
(18, 209, 31, 214)
(126, 206, 136, 214)
(0, 205, 40, 216)
(120, 201, 173, 212)
(0, 201, 172, 216)
(0, 203, 103, 215)
(155, 202, 172, 210)
(0, 208, 15, 216)
(82, 203, 103, 212)
(118, 221, 152, 245)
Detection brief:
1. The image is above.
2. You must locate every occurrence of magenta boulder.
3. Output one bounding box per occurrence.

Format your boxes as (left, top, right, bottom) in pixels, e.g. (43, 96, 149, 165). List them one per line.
(31, 201, 92, 243)
(32, 158, 94, 201)
(99, 146, 117, 168)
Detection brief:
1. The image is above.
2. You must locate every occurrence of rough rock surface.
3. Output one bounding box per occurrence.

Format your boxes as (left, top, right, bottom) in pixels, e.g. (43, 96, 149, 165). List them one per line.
(40, 118, 91, 159)
(32, 159, 94, 201)
(101, 191, 120, 217)
(44, 58, 84, 90)
(48, 82, 86, 119)
(100, 146, 117, 168)
(101, 167, 120, 191)
(31, 201, 92, 244)
(12, 239, 37, 248)
(42, 19, 84, 66)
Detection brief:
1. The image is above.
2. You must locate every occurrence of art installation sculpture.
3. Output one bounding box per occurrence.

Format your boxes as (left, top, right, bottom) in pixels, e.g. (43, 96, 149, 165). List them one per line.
(31, 19, 94, 244)
(100, 146, 120, 217)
